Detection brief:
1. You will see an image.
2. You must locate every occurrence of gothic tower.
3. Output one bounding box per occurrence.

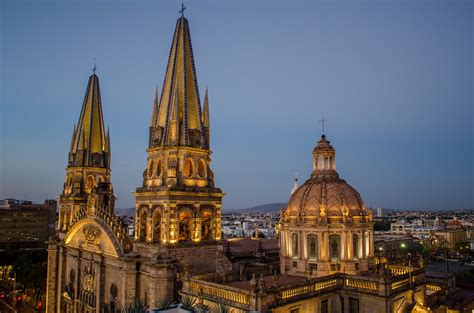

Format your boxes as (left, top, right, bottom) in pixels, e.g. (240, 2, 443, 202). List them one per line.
(134, 14, 223, 248)
(47, 71, 132, 313)
(58, 71, 112, 235)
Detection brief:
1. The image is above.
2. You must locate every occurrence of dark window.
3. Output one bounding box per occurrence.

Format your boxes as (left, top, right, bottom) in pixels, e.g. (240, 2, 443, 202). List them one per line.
(321, 299, 328, 313)
(349, 297, 359, 313)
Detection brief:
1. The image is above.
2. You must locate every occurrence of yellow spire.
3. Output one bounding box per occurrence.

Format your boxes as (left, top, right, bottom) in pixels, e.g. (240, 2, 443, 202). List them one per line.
(150, 86, 159, 128)
(202, 86, 210, 148)
(69, 73, 109, 168)
(151, 15, 206, 148)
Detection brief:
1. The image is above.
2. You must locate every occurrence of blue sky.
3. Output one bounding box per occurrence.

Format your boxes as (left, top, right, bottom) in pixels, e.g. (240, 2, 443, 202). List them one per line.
(1, 0, 472, 210)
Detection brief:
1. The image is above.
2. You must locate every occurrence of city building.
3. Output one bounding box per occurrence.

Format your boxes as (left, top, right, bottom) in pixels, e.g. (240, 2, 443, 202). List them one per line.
(46, 12, 227, 313)
(45, 8, 474, 313)
(0, 198, 56, 249)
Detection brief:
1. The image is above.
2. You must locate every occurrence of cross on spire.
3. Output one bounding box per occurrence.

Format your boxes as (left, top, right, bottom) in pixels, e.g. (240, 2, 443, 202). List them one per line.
(179, 2, 186, 17)
(93, 58, 97, 74)
(319, 114, 328, 135)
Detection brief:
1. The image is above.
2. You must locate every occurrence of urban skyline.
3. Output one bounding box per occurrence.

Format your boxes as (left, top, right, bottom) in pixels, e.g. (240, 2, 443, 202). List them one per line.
(1, 1, 472, 210)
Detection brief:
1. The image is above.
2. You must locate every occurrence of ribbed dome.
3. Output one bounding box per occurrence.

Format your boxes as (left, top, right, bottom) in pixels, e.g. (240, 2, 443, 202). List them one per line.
(284, 134, 367, 219)
(285, 175, 366, 218)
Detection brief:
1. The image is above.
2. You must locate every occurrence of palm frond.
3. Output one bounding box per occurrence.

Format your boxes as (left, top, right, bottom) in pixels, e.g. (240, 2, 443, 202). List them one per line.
(154, 296, 173, 310)
(120, 298, 148, 313)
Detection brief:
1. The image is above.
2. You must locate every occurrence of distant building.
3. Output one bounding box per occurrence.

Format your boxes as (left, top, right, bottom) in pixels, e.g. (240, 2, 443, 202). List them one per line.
(376, 207, 383, 218)
(0, 198, 56, 249)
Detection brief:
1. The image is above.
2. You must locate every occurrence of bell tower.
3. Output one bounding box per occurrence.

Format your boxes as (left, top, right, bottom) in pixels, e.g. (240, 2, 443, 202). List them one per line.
(58, 71, 112, 235)
(133, 14, 223, 246)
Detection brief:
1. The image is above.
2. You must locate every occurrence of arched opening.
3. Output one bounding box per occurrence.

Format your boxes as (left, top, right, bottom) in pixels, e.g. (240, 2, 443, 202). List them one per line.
(178, 210, 191, 241)
(291, 233, 299, 257)
(184, 159, 194, 177)
(307, 234, 318, 259)
(329, 234, 341, 260)
(86, 175, 95, 189)
(139, 210, 148, 241)
(201, 210, 213, 240)
(155, 159, 162, 177)
(152, 209, 161, 243)
(198, 159, 207, 178)
(148, 159, 154, 177)
(353, 234, 360, 260)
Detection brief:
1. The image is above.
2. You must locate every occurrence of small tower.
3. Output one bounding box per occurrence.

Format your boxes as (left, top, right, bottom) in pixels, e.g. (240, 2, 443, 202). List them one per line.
(59, 71, 112, 234)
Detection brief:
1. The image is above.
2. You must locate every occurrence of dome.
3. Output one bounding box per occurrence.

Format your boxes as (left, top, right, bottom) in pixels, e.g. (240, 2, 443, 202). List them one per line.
(285, 175, 366, 218)
(284, 134, 367, 219)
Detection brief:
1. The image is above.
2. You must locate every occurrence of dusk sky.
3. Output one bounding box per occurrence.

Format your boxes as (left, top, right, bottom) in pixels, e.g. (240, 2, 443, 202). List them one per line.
(1, 0, 472, 210)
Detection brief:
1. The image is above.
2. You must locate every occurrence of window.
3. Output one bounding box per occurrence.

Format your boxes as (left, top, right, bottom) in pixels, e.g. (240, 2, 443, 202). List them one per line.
(148, 160, 154, 177)
(184, 159, 194, 177)
(321, 299, 328, 313)
(292, 233, 299, 257)
(353, 234, 359, 259)
(110, 284, 118, 300)
(307, 234, 318, 259)
(329, 234, 341, 260)
(155, 160, 161, 177)
(197, 159, 207, 178)
(349, 297, 359, 313)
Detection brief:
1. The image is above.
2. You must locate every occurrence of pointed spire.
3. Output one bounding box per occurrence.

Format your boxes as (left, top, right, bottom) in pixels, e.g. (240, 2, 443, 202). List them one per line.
(151, 14, 206, 148)
(69, 123, 77, 153)
(69, 73, 108, 168)
(150, 86, 159, 128)
(202, 86, 210, 148)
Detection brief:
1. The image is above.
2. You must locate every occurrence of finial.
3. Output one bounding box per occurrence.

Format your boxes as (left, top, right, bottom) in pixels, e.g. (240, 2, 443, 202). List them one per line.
(319, 113, 327, 135)
(179, 2, 186, 17)
(93, 58, 97, 74)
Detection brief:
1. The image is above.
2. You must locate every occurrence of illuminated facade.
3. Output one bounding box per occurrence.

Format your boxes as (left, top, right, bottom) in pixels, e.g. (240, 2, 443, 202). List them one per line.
(46, 13, 227, 313)
(133, 15, 223, 247)
(280, 135, 373, 277)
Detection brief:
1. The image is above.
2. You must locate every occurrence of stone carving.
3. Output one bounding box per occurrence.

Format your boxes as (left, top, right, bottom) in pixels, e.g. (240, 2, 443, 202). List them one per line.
(82, 267, 95, 293)
(83, 225, 101, 243)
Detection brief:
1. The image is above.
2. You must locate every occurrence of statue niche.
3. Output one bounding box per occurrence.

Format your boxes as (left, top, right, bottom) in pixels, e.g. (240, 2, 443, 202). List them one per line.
(178, 209, 192, 241)
(201, 210, 213, 240)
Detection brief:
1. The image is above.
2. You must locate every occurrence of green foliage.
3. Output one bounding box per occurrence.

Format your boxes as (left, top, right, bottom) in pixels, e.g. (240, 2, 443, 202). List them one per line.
(154, 297, 173, 310)
(179, 294, 197, 310)
(213, 303, 232, 313)
(120, 298, 148, 313)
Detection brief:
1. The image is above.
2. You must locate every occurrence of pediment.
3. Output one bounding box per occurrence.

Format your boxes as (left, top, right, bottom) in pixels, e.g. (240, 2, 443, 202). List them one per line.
(64, 218, 124, 257)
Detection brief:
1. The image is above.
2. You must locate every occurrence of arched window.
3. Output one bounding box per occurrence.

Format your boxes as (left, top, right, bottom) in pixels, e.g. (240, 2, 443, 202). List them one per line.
(184, 159, 194, 177)
(353, 234, 359, 259)
(152, 209, 161, 243)
(178, 210, 191, 241)
(329, 234, 341, 260)
(148, 160, 154, 177)
(291, 233, 299, 257)
(201, 210, 213, 240)
(86, 175, 95, 189)
(155, 160, 162, 177)
(307, 234, 318, 259)
(139, 210, 148, 241)
(198, 159, 207, 178)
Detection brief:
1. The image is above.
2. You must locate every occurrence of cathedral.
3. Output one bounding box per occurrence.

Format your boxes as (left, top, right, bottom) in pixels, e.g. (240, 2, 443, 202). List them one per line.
(46, 8, 464, 313)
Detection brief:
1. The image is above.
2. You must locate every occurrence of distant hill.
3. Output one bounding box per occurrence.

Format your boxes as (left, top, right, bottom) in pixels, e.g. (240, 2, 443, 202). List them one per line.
(226, 202, 287, 213)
